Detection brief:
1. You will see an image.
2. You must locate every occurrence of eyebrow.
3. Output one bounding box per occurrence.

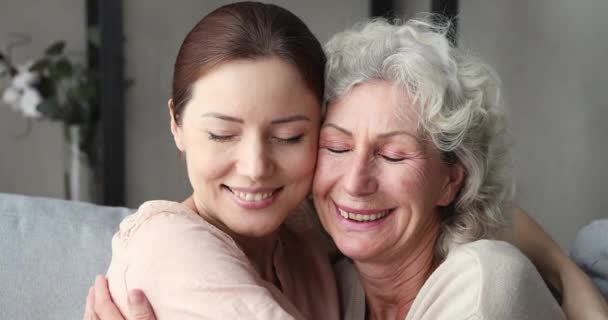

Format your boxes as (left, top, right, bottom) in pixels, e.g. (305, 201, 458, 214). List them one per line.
(201, 112, 243, 123)
(378, 131, 416, 139)
(270, 114, 311, 124)
(201, 113, 311, 124)
(322, 123, 418, 140)
(321, 123, 352, 136)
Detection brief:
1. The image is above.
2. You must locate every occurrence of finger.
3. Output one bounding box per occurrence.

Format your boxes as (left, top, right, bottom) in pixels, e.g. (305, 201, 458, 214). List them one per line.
(83, 286, 100, 320)
(94, 275, 125, 320)
(128, 289, 156, 320)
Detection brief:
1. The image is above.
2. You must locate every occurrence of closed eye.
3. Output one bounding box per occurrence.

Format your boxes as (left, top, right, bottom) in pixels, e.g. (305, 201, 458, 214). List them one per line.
(326, 147, 350, 154)
(380, 154, 406, 162)
(208, 132, 236, 142)
(272, 135, 304, 144)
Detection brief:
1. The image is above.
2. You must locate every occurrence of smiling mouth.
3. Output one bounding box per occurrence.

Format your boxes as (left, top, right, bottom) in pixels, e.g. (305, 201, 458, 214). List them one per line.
(222, 185, 283, 202)
(336, 205, 396, 223)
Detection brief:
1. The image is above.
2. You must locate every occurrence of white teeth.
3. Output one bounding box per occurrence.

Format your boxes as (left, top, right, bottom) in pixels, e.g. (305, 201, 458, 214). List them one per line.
(338, 208, 390, 222)
(235, 191, 273, 202)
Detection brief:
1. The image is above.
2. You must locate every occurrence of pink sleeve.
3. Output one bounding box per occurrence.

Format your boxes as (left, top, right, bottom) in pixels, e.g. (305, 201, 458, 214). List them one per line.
(107, 211, 304, 320)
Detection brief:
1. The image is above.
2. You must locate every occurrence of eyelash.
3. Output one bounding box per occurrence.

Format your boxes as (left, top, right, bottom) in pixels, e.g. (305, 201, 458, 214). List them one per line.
(326, 147, 350, 154)
(326, 147, 407, 162)
(207, 133, 303, 144)
(208, 132, 235, 142)
(272, 135, 304, 144)
(380, 154, 406, 162)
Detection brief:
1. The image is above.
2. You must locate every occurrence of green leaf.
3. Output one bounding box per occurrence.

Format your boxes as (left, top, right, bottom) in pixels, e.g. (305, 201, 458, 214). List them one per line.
(45, 41, 66, 56)
(34, 76, 56, 97)
(72, 81, 96, 102)
(29, 59, 50, 73)
(36, 98, 63, 120)
(54, 58, 74, 78)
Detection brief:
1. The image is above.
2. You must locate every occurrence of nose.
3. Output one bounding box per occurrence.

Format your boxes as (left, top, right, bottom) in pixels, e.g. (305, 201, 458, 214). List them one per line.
(235, 136, 275, 181)
(344, 151, 378, 197)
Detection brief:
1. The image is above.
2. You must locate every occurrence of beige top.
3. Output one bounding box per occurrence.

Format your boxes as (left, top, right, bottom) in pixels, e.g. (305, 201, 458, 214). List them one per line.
(106, 200, 339, 320)
(336, 240, 565, 320)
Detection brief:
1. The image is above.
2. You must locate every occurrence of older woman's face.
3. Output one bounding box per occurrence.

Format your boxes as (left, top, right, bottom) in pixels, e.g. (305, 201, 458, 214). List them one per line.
(313, 80, 462, 261)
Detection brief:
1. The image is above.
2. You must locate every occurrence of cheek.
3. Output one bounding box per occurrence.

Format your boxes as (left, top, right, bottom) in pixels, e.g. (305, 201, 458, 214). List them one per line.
(388, 161, 447, 205)
(312, 152, 341, 197)
(380, 161, 435, 200)
(277, 142, 318, 184)
(399, 164, 431, 193)
(184, 144, 230, 188)
(268, 141, 317, 188)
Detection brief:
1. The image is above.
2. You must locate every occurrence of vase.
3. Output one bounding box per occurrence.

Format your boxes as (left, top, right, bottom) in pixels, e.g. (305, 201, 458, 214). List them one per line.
(64, 124, 98, 202)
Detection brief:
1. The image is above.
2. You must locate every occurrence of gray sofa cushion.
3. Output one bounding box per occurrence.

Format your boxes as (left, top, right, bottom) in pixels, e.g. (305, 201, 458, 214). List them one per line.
(0, 193, 131, 320)
(570, 219, 608, 299)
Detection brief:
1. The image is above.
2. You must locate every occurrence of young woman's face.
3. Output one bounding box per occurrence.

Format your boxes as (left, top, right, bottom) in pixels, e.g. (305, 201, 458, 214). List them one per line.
(171, 58, 320, 238)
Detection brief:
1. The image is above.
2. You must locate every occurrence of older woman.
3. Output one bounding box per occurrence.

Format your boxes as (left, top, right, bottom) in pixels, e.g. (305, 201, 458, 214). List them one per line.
(85, 11, 608, 320)
(315, 17, 562, 319)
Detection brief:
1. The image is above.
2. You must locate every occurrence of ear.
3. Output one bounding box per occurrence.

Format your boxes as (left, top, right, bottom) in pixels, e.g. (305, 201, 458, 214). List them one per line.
(168, 99, 185, 152)
(437, 162, 465, 206)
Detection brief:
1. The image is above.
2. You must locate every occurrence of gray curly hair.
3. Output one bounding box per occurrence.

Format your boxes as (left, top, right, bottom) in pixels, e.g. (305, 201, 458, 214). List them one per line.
(324, 17, 515, 258)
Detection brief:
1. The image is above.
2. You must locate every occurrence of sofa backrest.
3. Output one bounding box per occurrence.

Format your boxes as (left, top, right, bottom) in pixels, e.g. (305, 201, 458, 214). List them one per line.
(0, 193, 132, 320)
(571, 219, 608, 299)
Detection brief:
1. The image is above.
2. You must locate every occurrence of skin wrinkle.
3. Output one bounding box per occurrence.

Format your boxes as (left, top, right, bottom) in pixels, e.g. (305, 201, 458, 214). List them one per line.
(314, 80, 463, 320)
(358, 216, 440, 320)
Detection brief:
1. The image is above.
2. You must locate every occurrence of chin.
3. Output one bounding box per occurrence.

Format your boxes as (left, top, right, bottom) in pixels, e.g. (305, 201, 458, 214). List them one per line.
(332, 234, 380, 261)
(228, 220, 283, 239)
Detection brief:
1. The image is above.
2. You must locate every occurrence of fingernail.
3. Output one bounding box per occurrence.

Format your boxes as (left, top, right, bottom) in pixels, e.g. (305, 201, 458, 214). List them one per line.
(128, 290, 144, 304)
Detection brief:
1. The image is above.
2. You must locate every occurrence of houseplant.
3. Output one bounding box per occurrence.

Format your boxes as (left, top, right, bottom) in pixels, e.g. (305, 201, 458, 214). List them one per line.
(1, 40, 99, 201)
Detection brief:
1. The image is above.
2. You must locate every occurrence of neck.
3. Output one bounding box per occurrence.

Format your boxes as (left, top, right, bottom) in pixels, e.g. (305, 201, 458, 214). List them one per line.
(233, 231, 280, 284)
(184, 195, 280, 284)
(356, 218, 440, 320)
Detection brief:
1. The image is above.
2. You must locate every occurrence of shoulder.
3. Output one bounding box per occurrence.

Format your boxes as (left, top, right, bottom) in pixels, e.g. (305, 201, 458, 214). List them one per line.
(449, 239, 534, 275)
(111, 200, 250, 281)
(407, 240, 564, 320)
(115, 200, 234, 245)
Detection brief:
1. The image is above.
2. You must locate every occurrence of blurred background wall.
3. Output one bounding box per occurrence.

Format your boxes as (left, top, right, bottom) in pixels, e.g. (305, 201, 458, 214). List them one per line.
(458, 0, 608, 250)
(0, 0, 606, 250)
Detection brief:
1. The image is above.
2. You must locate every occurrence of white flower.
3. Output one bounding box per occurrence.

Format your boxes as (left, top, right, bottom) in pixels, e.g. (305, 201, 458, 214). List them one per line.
(1, 61, 43, 118)
(12, 62, 37, 89)
(1, 86, 21, 110)
(20, 86, 42, 118)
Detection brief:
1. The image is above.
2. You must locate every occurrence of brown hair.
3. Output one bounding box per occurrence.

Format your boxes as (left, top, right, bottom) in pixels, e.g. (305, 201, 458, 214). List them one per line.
(171, 1, 326, 124)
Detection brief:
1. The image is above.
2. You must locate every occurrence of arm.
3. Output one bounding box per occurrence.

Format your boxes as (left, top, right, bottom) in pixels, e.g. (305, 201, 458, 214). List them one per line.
(498, 207, 608, 319)
(107, 212, 301, 320)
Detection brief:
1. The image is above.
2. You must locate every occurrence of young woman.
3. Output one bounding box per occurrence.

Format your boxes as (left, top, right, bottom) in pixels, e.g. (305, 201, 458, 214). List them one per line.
(101, 2, 337, 319)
